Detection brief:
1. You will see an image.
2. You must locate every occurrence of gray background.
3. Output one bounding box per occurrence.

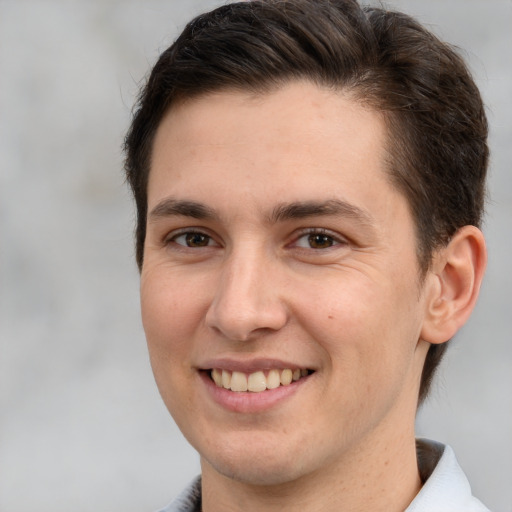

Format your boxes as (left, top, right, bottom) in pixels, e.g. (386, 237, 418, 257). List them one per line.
(0, 1, 510, 511)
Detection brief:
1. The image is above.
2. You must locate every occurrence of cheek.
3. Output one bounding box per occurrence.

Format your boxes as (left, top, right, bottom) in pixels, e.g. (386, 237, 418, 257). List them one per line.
(141, 263, 204, 331)
(140, 270, 202, 372)
(140, 273, 202, 419)
(298, 272, 421, 378)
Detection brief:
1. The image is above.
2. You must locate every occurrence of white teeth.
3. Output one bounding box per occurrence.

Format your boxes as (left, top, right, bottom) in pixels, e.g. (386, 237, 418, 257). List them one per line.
(230, 371, 248, 392)
(221, 369, 231, 389)
(267, 369, 281, 389)
(280, 369, 293, 386)
(247, 371, 267, 392)
(210, 368, 309, 393)
(212, 368, 222, 387)
(211, 368, 311, 393)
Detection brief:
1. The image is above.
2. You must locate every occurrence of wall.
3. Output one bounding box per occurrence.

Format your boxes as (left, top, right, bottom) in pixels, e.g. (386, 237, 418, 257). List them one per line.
(1, 1, 510, 510)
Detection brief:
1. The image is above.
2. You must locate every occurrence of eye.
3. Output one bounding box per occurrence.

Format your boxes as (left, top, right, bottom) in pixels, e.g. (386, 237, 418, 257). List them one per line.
(293, 230, 346, 250)
(170, 231, 218, 248)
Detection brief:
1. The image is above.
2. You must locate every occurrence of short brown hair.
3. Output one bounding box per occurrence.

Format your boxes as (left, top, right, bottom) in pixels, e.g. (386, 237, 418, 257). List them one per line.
(124, 0, 488, 404)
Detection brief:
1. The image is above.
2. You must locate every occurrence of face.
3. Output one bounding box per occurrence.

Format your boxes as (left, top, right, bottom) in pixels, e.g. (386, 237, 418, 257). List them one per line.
(141, 82, 431, 486)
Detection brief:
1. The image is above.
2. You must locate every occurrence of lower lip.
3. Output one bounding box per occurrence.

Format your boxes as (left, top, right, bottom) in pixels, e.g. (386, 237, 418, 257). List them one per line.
(199, 371, 310, 413)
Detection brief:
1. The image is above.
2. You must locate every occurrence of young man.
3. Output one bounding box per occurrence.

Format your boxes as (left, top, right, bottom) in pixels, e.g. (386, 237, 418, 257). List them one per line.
(124, 1, 489, 510)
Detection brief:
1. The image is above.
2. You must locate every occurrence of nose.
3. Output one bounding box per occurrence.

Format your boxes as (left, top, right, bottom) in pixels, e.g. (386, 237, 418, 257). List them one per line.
(205, 249, 288, 342)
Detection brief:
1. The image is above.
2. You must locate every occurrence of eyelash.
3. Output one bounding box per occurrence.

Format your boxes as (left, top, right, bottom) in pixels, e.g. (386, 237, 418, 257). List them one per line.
(292, 228, 348, 250)
(165, 228, 219, 249)
(164, 227, 347, 251)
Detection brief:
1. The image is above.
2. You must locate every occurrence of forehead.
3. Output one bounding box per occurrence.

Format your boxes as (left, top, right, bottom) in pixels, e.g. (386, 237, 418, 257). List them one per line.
(149, 81, 394, 206)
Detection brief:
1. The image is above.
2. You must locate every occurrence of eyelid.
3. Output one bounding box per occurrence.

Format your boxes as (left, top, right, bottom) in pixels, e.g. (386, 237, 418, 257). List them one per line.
(164, 227, 221, 247)
(290, 227, 349, 249)
(162, 226, 348, 250)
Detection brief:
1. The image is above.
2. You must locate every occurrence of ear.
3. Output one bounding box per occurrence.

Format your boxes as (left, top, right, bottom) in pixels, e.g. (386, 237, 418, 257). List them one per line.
(421, 225, 487, 344)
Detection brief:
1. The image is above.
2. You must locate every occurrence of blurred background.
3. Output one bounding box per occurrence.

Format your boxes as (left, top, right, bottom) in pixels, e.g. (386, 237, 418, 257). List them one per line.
(1, 1, 510, 511)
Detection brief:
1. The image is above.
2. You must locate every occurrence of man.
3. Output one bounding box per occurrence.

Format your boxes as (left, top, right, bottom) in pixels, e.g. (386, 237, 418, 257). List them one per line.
(124, 1, 489, 510)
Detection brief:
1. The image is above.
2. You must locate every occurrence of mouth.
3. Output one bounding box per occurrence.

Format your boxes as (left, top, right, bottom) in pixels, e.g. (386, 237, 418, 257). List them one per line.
(207, 368, 314, 393)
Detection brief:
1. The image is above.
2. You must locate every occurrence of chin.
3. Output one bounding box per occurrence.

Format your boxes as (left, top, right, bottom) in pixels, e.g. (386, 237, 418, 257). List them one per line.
(197, 430, 315, 486)
(203, 452, 309, 486)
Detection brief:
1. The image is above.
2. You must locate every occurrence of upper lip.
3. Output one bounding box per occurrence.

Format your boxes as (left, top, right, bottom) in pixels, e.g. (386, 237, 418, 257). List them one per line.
(197, 357, 314, 374)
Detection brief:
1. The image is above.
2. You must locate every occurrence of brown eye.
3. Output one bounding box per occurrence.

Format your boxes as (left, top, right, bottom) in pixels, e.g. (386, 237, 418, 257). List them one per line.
(293, 230, 346, 250)
(184, 233, 211, 247)
(307, 233, 334, 249)
(171, 232, 215, 248)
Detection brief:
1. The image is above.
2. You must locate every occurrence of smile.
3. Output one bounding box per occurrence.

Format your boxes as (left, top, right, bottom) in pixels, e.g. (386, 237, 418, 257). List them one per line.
(210, 368, 313, 393)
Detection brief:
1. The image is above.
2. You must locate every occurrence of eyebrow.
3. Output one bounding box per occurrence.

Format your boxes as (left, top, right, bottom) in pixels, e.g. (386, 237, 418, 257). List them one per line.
(149, 198, 218, 221)
(148, 197, 374, 228)
(269, 199, 375, 226)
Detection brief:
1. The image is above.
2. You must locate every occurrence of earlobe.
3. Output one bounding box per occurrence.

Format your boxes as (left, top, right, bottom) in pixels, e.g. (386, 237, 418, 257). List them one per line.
(420, 225, 487, 345)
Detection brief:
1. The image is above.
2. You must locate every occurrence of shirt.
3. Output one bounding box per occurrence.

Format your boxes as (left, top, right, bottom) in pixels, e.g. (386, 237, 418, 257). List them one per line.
(157, 439, 489, 512)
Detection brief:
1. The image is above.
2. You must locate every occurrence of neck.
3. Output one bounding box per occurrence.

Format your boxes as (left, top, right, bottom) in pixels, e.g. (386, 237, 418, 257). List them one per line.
(201, 424, 421, 512)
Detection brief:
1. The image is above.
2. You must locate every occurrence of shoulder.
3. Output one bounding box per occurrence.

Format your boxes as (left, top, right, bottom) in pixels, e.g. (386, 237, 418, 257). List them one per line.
(407, 439, 490, 512)
(155, 476, 201, 512)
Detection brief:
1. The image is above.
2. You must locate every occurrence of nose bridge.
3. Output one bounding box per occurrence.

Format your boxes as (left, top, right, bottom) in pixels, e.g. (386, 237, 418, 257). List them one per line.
(205, 244, 287, 341)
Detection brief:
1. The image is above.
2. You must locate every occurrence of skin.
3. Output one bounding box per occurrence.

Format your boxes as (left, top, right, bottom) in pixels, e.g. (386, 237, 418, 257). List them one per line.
(140, 81, 486, 512)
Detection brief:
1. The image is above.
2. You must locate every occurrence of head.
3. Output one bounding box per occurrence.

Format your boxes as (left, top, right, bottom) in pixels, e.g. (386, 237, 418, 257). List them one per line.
(125, 0, 487, 409)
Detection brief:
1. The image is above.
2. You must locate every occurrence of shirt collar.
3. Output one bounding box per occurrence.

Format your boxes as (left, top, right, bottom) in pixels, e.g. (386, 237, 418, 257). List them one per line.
(160, 439, 488, 512)
(406, 438, 488, 511)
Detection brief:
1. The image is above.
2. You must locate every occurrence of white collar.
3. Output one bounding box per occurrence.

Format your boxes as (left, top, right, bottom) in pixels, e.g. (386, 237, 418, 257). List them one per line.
(159, 439, 489, 512)
(406, 439, 489, 511)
